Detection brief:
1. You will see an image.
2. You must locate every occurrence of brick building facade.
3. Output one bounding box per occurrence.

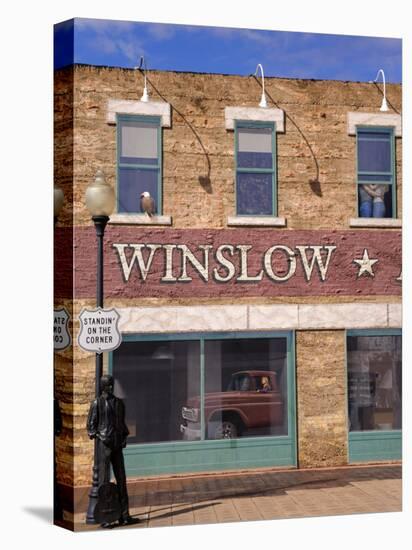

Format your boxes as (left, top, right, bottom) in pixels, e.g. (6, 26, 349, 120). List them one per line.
(54, 65, 402, 517)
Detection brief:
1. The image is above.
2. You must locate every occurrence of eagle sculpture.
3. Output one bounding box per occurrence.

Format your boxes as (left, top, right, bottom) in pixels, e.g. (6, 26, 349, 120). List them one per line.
(140, 191, 156, 217)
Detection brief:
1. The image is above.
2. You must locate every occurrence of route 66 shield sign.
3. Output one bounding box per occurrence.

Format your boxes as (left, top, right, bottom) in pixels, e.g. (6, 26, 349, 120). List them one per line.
(78, 308, 122, 354)
(54, 307, 72, 351)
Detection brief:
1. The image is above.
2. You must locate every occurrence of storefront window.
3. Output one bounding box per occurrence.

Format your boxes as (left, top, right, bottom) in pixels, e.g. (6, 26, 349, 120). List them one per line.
(113, 335, 290, 444)
(113, 340, 200, 444)
(347, 334, 402, 432)
(204, 338, 288, 439)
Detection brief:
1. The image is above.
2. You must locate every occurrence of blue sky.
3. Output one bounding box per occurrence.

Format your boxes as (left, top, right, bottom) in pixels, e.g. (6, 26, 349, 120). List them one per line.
(54, 18, 402, 82)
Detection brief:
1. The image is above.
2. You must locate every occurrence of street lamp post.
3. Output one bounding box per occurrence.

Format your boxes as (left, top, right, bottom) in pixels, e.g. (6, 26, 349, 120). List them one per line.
(84, 170, 115, 524)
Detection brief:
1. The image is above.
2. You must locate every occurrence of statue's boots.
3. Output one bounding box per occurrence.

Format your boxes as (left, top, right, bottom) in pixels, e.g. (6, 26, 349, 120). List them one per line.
(119, 515, 140, 526)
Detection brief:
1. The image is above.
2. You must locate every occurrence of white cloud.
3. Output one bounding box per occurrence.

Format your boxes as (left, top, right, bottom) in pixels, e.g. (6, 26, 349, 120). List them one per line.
(146, 23, 176, 40)
(75, 17, 145, 64)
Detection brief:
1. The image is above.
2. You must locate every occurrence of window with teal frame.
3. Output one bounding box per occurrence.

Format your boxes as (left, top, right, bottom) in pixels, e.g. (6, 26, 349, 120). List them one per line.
(116, 113, 162, 214)
(356, 126, 396, 219)
(346, 329, 402, 463)
(235, 120, 276, 216)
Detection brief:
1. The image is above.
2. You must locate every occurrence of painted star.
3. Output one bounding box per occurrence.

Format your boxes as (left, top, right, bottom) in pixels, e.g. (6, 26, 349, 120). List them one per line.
(353, 249, 378, 278)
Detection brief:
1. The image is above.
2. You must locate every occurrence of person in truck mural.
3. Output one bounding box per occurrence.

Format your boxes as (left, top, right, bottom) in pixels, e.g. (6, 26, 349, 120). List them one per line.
(181, 370, 286, 440)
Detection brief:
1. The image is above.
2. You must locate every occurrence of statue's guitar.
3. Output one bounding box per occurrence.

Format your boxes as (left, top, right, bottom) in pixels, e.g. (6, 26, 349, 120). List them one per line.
(94, 482, 121, 525)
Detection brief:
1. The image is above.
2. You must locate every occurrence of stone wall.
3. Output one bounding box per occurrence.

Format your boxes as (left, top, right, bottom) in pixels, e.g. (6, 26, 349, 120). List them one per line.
(54, 67, 75, 486)
(296, 330, 348, 468)
(57, 65, 402, 229)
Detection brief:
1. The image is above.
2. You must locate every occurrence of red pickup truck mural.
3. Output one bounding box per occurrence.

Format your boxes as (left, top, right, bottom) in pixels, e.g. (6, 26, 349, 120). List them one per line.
(180, 370, 285, 440)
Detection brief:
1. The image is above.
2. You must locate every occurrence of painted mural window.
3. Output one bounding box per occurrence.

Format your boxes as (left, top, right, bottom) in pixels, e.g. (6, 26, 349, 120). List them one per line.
(235, 122, 276, 216)
(347, 334, 402, 432)
(204, 338, 288, 439)
(117, 114, 161, 214)
(112, 334, 290, 444)
(356, 127, 395, 218)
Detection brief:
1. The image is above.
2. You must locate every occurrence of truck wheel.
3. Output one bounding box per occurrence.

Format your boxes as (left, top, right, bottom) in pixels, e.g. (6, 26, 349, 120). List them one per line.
(214, 421, 238, 439)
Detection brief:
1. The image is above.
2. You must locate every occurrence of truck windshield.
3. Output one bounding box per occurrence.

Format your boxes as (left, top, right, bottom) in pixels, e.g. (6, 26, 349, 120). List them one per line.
(227, 374, 251, 391)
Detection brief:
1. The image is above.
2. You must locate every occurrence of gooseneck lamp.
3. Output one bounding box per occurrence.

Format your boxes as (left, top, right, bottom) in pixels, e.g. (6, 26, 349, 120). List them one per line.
(138, 56, 150, 102)
(369, 69, 389, 112)
(254, 63, 268, 108)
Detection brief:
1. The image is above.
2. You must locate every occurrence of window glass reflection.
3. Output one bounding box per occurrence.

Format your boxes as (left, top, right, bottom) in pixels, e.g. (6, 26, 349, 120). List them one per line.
(237, 172, 273, 215)
(113, 340, 200, 444)
(347, 335, 402, 432)
(118, 167, 158, 213)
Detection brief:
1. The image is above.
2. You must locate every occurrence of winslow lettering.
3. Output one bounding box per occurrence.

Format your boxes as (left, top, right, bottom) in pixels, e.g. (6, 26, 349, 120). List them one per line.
(112, 243, 337, 284)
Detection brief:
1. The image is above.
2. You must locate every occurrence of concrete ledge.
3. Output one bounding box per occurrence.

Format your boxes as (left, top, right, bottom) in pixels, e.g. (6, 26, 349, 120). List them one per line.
(175, 306, 248, 332)
(118, 306, 248, 333)
(225, 106, 284, 132)
(347, 112, 402, 136)
(116, 303, 401, 334)
(109, 214, 172, 226)
(249, 305, 299, 329)
(118, 307, 178, 333)
(349, 217, 402, 228)
(388, 304, 402, 327)
(227, 216, 286, 227)
(107, 99, 171, 127)
(298, 303, 389, 330)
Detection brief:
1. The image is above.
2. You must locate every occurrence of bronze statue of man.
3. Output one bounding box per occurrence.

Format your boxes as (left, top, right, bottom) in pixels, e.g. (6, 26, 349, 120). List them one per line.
(87, 374, 137, 526)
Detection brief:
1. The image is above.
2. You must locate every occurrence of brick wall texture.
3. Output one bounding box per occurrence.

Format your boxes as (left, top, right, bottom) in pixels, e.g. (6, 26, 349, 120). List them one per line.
(54, 65, 402, 490)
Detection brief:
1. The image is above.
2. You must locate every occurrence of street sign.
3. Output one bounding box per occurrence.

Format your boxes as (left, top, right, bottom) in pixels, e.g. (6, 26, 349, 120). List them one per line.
(54, 307, 72, 351)
(78, 308, 122, 354)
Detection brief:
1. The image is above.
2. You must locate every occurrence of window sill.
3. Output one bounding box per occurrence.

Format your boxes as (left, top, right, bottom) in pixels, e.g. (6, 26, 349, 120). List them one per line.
(349, 217, 402, 228)
(109, 214, 172, 226)
(227, 216, 287, 227)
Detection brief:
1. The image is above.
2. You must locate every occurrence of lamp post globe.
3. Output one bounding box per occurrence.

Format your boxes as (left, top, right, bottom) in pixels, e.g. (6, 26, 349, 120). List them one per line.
(85, 170, 115, 217)
(54, 186, 64, 225)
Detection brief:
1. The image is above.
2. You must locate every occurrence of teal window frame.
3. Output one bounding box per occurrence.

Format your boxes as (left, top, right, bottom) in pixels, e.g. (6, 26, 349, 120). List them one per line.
(116, 113, 163, 215)
(235, 120, 277, 216)
(355, 125, 396, 218)
(109, 330, 296, 476)
(345, 328, 402, 463)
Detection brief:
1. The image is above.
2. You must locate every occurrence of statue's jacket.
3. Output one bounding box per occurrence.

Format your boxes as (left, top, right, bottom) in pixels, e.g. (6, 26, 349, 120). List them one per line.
(87, 395, 129, 450)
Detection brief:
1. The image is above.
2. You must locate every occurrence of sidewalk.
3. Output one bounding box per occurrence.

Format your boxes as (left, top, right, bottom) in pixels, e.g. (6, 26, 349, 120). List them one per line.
(71, 463, 401, 530)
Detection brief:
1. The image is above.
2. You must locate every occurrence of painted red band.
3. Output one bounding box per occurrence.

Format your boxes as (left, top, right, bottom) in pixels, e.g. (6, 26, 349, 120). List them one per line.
(54, 227, 402, 299)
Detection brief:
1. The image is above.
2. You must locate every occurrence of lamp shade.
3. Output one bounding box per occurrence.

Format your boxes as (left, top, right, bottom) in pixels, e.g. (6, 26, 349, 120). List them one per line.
(259, 92, 268, 108)
(141, 86, 149, 102)
(54, 186, 64, 218)
(85, 170, 115, 217)
(380, 97, 389, 112)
